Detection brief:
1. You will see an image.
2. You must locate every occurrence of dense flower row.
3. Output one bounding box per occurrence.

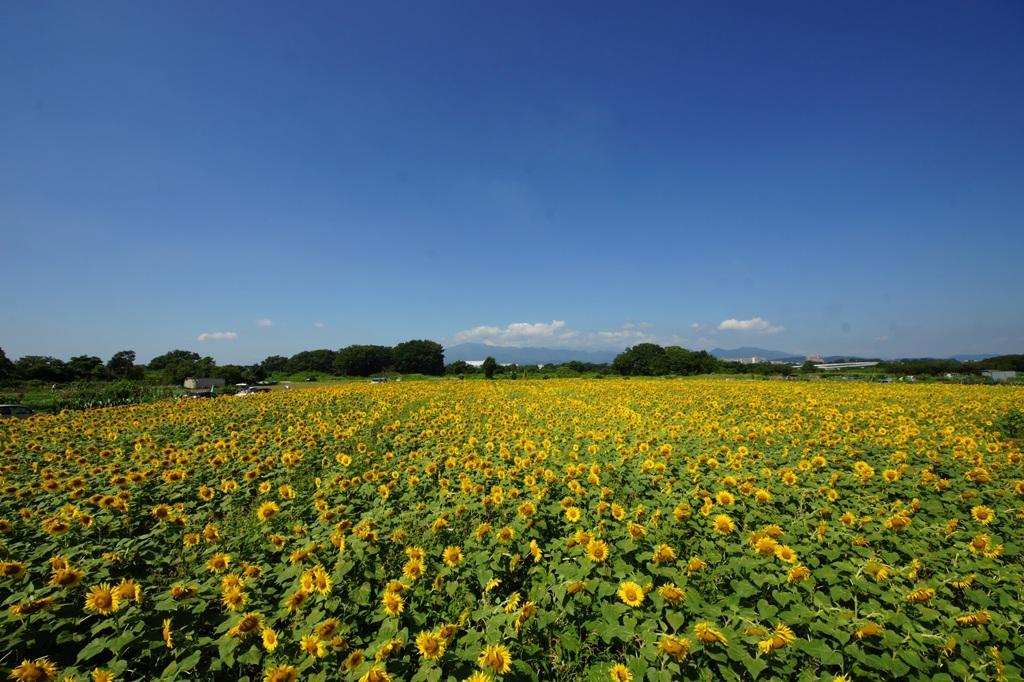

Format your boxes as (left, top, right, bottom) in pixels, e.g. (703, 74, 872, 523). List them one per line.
(0, 379, 1021, 681)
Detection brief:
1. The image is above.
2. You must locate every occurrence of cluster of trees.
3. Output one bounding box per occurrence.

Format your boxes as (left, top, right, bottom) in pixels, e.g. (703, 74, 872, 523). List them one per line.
(0, 340, 447, 388)
(0, 349, 146, 384)
(4, 342, 1022, 388)
(612, 344, 719, 376)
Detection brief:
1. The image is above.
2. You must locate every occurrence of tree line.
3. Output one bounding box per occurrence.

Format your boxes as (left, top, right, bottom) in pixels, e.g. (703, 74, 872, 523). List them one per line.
(2, 343, 1022, 389)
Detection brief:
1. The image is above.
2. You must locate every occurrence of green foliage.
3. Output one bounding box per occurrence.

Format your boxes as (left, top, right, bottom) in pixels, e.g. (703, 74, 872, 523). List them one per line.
(393, 340, 445, 376)
(482, 357, 499, 380)
(334, 345, 394, 377)
(995, 409, 1024, 439)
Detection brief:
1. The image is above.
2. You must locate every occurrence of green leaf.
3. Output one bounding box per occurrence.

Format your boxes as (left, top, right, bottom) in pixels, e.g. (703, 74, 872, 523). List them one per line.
(744, 656, 768, 679)
(665, 611, 685, 632)
(76, 638, 107, 663)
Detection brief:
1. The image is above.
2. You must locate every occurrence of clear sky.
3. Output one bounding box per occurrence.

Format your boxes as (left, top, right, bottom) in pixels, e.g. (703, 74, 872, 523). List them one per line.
(2, 1, 1022, 365)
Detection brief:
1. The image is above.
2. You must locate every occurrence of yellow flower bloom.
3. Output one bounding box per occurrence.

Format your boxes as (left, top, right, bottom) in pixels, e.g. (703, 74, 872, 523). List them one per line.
(971, 506, 995, 524)
(262, 665, 299, 682)
(443, 545, 464, 567)
(618, 581, 645, 607)
(416, 630, 446, 660)
(84, 583, 121, 616)
(657, 635, 691, 662)
(609, 663, 632, 682)
(585, 539, 609, 562)
(382, 590, 404, 616)
(651, 544, 676, 564)
(712, 514, 735, 534)
(227, 612, 264, 639)
(477, 644, 512, 675)
(8, 658, 60, 682)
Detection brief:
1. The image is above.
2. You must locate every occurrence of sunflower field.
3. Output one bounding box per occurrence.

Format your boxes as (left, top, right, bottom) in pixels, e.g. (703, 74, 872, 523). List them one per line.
(1, 378, 1022, 682)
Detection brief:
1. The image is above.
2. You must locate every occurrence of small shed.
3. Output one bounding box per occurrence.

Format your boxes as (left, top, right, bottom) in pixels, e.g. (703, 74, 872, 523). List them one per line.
(982, 370, 1017, 383)
(184, 377, 226, 390)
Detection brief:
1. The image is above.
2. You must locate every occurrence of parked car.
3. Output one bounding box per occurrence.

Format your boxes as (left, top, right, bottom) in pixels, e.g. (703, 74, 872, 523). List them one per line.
(236, 387, 271, 396)
(370, 377, 387, 383)
(0, 404, 38, 419)
(182, 392, 215, 399)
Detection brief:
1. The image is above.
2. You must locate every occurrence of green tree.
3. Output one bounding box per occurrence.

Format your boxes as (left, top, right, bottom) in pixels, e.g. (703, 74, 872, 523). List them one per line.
(108, 350, 144, 380)
(287, 349, 338, 375)
(14, 356, 72, 383)
(68, 355, 109, 381)
(482, 356, 499, 379)
(393, 340, 445, 376)
(260, 355, 289, 375)
(333, 345, 394, 377)
(0, 348, 16, 385)
(445, 360, 475, 376)
(613, 344, 668, 376)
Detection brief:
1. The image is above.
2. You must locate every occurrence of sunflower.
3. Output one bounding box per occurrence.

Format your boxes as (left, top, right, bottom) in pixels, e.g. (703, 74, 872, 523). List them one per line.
(567, 580, 587, 595)
(345, 650, 366, 671)
(609, 664, 632, 682)
(50, 567, 85, 588)
(416, 630, 446, 660)
(261, 627, 279, 652)
(686, 556, 706, 575)
(257, 502, 280, 522)
(402, 559, 424, 581)
(285, 589, 310, 612)
(222, 588, 247, 611)
(514, 601, 537, 631)
(565, 507, 581, 522)
(301, 634, 328, 658)
(442, 546, 464, 568)
(495, 527, 515, 543)
(84, 583, 121, 616)
(617, 582, 645, 607)
(712, 514, 735, 534)
(115, 578, 142, 604)
(530, 540, 542, 562)
(905, 587, 935, 604)
(170, 585, 198, 600)
(694, 622, 728, 645)
(715, 491, 735, 506)
(855, 622, 883, 640)
(657, 583, 686, 604)
(971, 506, 995, 525)
(8, 597, 55, 617)
(787, 564, 810, 584)
(382, 590, 404, 616)
(358, 667, 391, 682)
(162, 618, 173, 648)
(262, 665, 299, 682)
(0, 561, 27, 579)
(585, 539, 609, 562)
(315, 618, 340, 639)
(9, 658, 60, 682)
(754, 536, 779, 555)
(226, 612, 264, 639)
(657, 635, 691, 662)
(478, 644, 512, 675)
(206, 553, 231, 573)
(774, 545, 798, 564)
(90, 668, 115, 682)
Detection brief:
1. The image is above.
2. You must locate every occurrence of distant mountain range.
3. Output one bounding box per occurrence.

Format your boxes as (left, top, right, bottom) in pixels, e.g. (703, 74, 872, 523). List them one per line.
(444, 342, 999, 366)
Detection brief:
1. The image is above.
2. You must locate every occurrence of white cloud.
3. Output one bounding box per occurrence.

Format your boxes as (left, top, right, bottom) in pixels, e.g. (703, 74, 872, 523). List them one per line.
(255, 318, 273, 327)
(453, 320, 576, 346)
(314, 322, 325, 329)
(197, 331, 238, 342)
(452, 320, 657, 349)
(872, 335, 889, 342)
(691, 323, 704, 330)
(716, 317, 784, 335)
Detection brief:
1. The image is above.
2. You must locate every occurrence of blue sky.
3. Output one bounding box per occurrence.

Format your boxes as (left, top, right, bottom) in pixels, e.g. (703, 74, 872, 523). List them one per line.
(2, 1, 1022, 365)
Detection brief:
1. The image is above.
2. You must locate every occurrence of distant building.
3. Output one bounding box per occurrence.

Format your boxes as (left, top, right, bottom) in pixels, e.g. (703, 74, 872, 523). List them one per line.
(184, 377, 225, 389)
(723, 356, 767, 365)
(982, 370, 1016, 382)
(805, 355, 823, 363)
